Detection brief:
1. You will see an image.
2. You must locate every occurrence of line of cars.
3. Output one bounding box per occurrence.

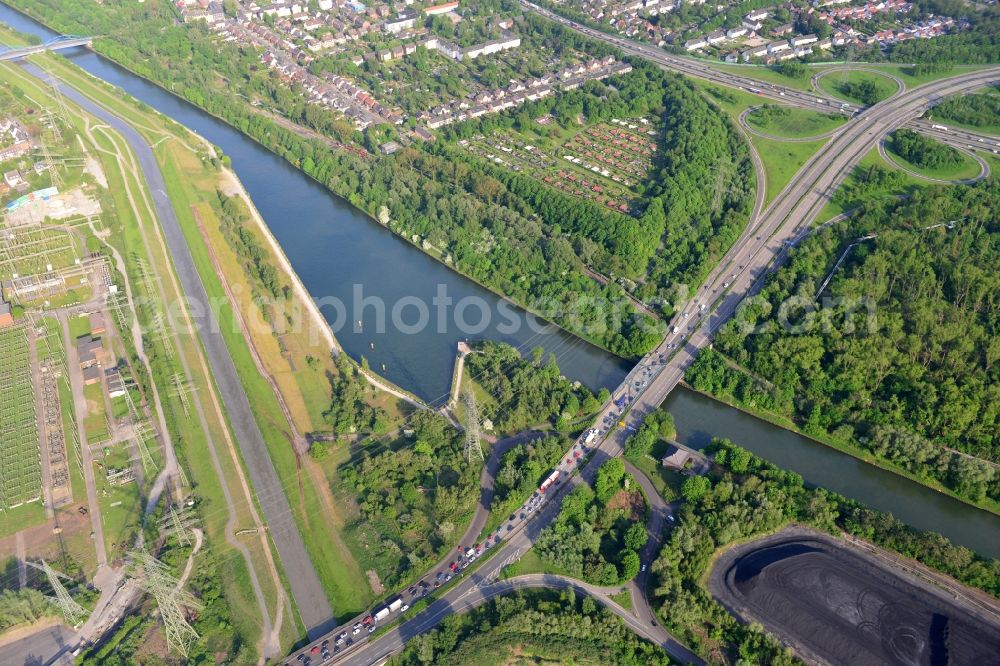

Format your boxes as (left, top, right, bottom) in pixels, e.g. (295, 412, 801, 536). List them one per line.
(287, 427, 606, 664)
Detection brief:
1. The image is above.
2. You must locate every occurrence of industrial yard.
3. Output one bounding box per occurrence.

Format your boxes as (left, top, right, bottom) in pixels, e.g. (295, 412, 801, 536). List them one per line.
(709, 527, 1000, 666)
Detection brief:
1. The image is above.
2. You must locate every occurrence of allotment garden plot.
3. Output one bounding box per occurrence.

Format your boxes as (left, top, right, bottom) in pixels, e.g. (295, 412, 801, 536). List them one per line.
(460, 116, 660, 215)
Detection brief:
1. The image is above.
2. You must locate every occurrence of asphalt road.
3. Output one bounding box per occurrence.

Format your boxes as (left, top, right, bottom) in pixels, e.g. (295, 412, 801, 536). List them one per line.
(306, 67, 1000, 666)
(0, 623, 76, 666)
(19, 63, 337, 638)
(520, 1, 1000, 146)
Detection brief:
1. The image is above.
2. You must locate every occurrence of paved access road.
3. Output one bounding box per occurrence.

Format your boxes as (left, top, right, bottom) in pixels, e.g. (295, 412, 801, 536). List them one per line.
(19, 63, 337, 638)
(333, 573, 697, 666)
(520, 1, 1000, 146)
(328, 64, 1000, 666)
(325, 432, 700, 666)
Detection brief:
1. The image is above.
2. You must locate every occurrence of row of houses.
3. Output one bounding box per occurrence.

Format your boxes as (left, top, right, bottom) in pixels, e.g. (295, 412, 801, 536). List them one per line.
(375, 30, 520, 62)
(262, 50, 401, 127)
(684, 9, 790, 51)
(0, 118, 32, 162)
(418, 58, 630, 129)
(176, 0, 225, 24)
(872, 17, 957, 44)
(813, 0, 910, 24)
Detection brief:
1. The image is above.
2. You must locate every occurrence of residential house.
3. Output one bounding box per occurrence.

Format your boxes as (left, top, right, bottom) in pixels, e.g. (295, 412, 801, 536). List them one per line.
(383, 10, 417, 33)
(706, 29, 727, 45)
(684, 36, 708, 50)
(424, 0, 458, 15)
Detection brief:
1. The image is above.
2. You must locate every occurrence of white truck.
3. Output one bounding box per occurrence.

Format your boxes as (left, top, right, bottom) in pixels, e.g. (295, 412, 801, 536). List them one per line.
(583, 429, 598, 445)
(388, 596, 403, 613)
(373, 606, 390, 622)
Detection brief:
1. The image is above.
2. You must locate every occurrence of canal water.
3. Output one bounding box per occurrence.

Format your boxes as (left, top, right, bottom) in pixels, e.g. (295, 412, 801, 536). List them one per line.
(0, 2, 630, 404)
(664, 386, 1000, 558)
(4, 4, 998, 557)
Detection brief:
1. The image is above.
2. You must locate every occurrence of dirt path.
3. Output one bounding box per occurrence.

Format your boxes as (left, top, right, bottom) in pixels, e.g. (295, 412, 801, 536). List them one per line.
(175, 528, 204, 591)
(217, 167, 431, 414)
(84, 119, 281, 658)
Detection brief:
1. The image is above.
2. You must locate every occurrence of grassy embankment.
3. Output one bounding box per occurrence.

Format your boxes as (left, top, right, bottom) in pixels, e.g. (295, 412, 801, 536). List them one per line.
(697, 82, 831, 207)
(28, 51, 401, 622)
(3, 51, 301, 650)
(708, 61, 986, 94)
(744, 105, 847, 138)
(817, 69, 899, 105)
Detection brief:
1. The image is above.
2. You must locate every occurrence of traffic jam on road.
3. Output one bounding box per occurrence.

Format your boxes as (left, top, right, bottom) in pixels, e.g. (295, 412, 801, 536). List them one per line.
(288, 426, 606, 664)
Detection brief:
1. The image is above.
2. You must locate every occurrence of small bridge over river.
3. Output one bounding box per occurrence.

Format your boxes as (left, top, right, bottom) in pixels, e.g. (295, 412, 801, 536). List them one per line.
(0, 35, 92, 62)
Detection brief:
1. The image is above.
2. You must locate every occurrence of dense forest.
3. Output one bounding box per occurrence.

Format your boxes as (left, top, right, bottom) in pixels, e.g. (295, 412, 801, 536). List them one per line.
(4, 0, 753, 357)
(888, 129, 964, 170)
(397, 589, 673, 665)
(336, 411, 479, 589)
(889, 0, 1000, 64)
(928, 88, 1000, 129)
(693, 184, 999, 505)
(645, 433, 1000, 664)
(464, 342, 604, 433)
(535, 459, 649, 585)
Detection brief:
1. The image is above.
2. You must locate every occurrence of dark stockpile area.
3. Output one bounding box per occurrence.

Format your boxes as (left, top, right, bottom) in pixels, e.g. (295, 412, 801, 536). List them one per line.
(711, 533, 1000, 666)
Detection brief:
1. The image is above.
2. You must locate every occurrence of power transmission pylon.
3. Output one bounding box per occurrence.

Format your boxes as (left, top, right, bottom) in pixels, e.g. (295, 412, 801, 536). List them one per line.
(29, 560, 87, 626)
(126, 550, 202, 657)
(170, 373, 196, 417)
(461, 388, 484, 464)
(160, 504, 197, 547)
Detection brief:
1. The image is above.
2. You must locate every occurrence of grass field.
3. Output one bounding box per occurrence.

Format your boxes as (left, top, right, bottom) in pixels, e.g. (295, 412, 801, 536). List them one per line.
(500, 549, 576, 580)
(0, 52, 302, 652)
(884, 135, 983, 181)
(750, 135, 829, 206)
(817, 70, 899, 106)
(745, 105, 847, 138)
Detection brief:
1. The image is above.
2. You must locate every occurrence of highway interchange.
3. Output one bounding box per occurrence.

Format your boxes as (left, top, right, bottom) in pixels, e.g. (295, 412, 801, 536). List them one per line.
(287, 12, 1000, 665)
(8, 12, 996, 666)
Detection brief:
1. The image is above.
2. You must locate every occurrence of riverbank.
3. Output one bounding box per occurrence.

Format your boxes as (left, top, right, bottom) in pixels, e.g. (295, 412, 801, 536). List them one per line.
(0, 1, 640, 368)
(678, 381, 1000, 518)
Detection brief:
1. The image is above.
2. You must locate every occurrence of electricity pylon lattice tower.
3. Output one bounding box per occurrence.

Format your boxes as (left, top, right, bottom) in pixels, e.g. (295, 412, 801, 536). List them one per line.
(30, 560, 87, 626)
(461, 388, 484, 464)
(126, 550, 202, 657)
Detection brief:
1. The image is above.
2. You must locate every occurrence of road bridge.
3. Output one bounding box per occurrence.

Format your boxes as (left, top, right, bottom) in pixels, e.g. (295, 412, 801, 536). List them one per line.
(314, 65, 999, 666)
(0, 36, 92, 62)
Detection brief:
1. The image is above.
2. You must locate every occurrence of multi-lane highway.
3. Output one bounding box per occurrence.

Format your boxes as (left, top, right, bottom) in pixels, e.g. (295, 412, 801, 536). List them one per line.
(521, 0, 1000, 148)
(314, 63, 998, 665)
